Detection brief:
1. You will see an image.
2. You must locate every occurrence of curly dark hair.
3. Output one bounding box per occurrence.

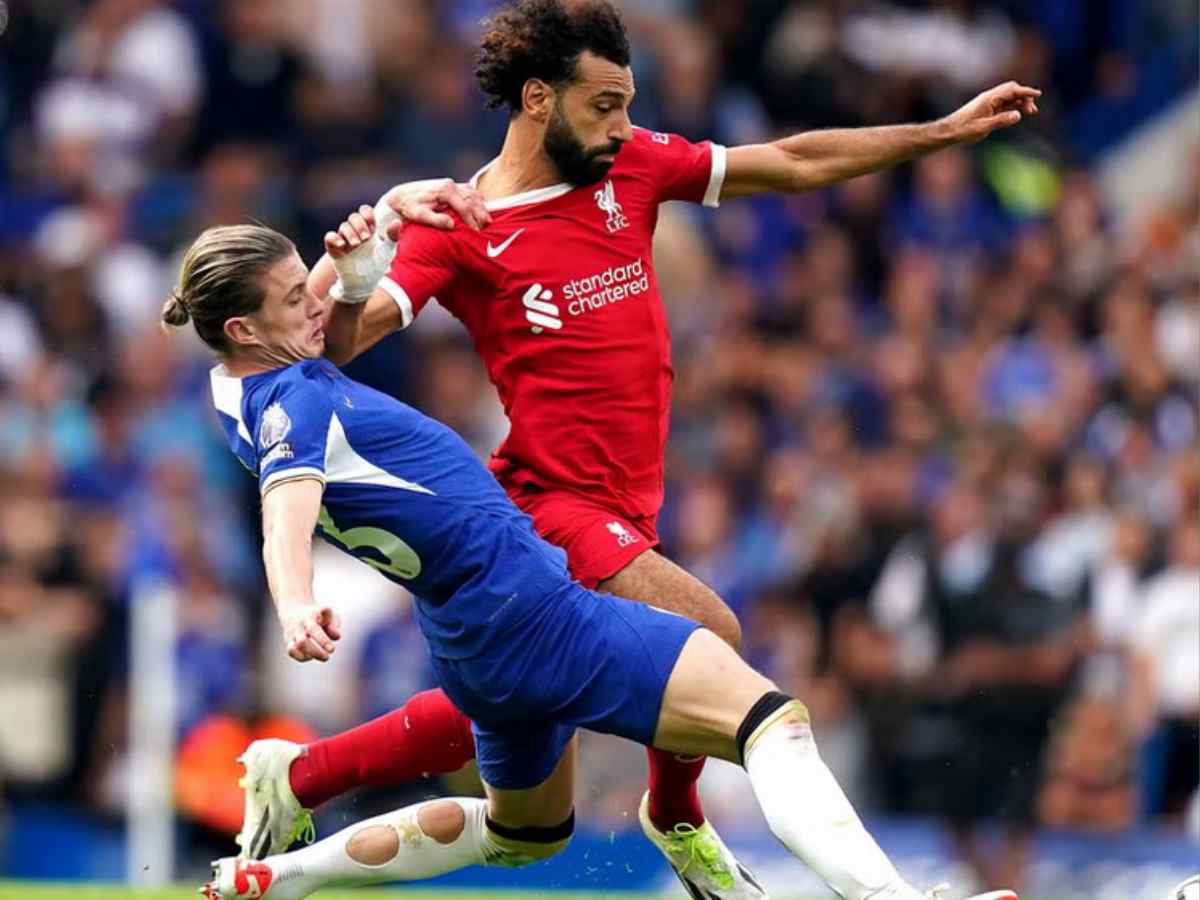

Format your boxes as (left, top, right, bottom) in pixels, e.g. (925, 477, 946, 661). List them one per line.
(476, 0, 631, 112)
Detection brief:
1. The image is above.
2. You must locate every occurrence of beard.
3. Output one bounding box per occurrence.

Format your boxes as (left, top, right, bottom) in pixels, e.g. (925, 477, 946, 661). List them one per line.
(543, 102, 622, 187)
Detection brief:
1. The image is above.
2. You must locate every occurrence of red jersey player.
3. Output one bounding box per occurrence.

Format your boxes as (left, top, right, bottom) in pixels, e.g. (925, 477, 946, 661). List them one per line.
(244, 1, 1039, 896)
(379, 124, 720, 566)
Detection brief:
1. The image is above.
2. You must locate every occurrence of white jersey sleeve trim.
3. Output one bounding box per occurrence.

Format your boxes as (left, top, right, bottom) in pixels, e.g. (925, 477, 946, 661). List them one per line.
(703, 143, 727, 208)
(378, 276, 417, 329)
(261, 467, 326, 496)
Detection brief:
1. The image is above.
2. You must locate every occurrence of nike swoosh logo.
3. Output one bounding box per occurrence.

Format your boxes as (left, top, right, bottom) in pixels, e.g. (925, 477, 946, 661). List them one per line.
(487, 228, 525, 258)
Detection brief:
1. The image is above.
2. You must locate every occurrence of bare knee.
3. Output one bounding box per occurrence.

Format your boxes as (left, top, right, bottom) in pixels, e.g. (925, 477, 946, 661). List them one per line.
(418, 800, 466, 844)
(346, 826, 399, 866)
(345, 800, 466, 866)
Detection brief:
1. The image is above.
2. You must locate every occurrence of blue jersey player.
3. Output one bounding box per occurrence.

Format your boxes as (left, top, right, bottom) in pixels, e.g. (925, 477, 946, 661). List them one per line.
(166, 208, 1018, 900)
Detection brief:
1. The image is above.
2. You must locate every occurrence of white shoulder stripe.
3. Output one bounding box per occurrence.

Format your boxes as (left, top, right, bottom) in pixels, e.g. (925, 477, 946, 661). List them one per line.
(209, 366, 253, 446)
(324, 412, 434, 495)
(704, 143, 727, 208)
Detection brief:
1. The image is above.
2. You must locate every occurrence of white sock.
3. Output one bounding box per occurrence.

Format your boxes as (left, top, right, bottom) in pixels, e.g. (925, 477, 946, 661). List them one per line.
(745, 710, 914, 900)
(260, 797, 490, 899)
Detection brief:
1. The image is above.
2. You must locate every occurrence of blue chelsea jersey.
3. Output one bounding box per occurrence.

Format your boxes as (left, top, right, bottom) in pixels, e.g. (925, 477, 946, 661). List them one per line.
(210, 358, 571, 659)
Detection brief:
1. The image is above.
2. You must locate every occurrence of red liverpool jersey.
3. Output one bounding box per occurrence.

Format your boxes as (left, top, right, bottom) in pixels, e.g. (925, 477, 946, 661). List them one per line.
(381, 127, 727, 518)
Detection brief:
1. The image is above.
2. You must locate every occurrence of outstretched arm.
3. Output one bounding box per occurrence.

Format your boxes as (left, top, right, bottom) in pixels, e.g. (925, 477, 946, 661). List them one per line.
(721, 81, 1040, 199)
(261, 477, 342, 663)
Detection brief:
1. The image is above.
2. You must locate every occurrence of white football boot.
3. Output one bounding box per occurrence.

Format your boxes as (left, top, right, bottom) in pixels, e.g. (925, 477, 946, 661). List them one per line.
(235, 739, 315, 860)
(638, 792, 768, 899)
(200, 858, 277, 899)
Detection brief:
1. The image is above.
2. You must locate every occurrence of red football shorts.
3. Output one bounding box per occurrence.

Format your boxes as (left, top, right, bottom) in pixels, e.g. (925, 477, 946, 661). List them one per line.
(505, 484, 660, 589)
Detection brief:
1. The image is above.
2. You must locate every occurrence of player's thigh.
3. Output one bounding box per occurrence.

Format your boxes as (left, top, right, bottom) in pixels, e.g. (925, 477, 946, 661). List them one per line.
(652, 628, 778, 764)
(599, 549, 743, 650)
(484, 733, 577, 829)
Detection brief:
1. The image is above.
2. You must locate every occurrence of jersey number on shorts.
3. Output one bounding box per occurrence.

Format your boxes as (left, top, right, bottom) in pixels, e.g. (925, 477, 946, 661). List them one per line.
(317, 506, 422, 579)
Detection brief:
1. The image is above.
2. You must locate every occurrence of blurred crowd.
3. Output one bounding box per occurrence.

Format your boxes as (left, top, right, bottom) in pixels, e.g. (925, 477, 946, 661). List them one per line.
(0, 0, 1197, 889)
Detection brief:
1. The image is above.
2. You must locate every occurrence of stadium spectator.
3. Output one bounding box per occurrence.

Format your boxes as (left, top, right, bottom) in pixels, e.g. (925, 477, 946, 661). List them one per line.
(851, 480, 1079, 890)
(1129, 520, 1200, 823)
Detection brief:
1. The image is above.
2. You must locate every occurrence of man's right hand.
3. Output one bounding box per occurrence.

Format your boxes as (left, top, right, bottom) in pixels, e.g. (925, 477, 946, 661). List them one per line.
(377, 178, 491, 234)
(280, 605, 342, 663)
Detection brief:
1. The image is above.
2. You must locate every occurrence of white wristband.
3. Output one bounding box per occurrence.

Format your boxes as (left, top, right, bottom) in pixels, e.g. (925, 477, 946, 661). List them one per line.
(331, 232, 396, 304)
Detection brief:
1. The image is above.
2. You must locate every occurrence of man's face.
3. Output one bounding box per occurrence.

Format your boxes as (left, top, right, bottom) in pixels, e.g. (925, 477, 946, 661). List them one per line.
(231, 252, 326, 364)
(543, 51, 635, 186)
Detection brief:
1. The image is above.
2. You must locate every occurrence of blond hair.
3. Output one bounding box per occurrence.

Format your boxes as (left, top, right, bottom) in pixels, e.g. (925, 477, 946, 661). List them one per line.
(162, 224, 295, 353)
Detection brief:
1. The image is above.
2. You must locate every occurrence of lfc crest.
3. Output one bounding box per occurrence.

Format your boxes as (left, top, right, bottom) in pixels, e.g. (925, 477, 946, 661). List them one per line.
(594, 180, 629, 233)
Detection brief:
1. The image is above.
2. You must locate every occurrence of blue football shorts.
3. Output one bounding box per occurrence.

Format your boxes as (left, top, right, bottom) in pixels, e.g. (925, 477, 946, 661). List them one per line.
(430, 582, 700, 790)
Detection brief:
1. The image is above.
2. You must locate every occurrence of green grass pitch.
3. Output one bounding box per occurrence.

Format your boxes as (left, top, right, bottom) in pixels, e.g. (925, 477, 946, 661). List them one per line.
(0, 888, 680, 900)
(0, 884, 1077, 899)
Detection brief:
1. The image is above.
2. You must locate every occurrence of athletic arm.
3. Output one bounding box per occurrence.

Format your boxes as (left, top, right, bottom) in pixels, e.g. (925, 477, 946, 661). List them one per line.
(721, 81, 1040, 199)
(322, 289, 406, 366)
(315, 179, 490, 365)
(261, 477, 342, 662)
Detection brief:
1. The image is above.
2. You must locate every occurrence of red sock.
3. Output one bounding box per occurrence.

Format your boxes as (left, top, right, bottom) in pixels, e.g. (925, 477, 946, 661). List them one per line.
(646, 747, 707, 830)
(288, 689, 475, 809)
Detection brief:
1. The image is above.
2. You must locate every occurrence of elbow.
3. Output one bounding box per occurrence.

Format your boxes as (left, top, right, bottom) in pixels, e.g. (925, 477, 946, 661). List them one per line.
(764, 141, 815, 194)
(774, 148, 843, 193)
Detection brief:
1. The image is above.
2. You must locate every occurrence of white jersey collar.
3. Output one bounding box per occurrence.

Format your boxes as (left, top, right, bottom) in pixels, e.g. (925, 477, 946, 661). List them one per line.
(469, 158, 573, 211)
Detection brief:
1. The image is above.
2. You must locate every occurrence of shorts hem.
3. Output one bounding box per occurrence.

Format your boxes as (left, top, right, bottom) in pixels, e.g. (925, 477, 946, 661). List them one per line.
(575, 540, 658, 589)
(475, 733, 574, 792)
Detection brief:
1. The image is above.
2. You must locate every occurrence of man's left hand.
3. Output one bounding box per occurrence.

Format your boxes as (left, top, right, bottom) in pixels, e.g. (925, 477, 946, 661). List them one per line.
(941, 81, 1041, 144)
(379, 179, 491, 235)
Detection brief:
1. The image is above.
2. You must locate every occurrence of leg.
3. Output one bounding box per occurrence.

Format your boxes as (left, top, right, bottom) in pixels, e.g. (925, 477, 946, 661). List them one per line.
(483, 734, 577, 828)
(652, 628, 776, 761)
(510, 487, 741, 833)
(204, 796, 493, 900)
(602, 550, 740, 833)
(288, 688, 475, 807)
(481, 735, 578, 865)
(600, 549, 742, 649)
(655, 630, 1018, 900)
(204, 738, 577, 899)
(236, 688, 475, 858)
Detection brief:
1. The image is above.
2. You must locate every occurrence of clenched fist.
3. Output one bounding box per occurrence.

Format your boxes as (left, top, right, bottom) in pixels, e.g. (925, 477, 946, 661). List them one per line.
(280, 606, 343, 663)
